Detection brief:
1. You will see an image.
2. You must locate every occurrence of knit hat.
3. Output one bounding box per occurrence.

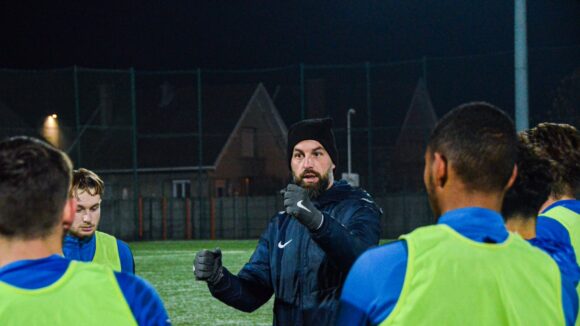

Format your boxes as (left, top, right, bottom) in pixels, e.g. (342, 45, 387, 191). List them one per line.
(287, 118, 338, 169)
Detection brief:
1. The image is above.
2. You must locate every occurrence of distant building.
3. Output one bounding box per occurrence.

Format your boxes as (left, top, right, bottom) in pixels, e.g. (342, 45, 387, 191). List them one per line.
(391, 79, 437, 192)
(99, 83, 288, 200)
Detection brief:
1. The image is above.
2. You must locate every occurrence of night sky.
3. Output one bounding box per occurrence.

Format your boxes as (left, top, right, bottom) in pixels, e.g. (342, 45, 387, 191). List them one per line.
(1, 1, 579, 70)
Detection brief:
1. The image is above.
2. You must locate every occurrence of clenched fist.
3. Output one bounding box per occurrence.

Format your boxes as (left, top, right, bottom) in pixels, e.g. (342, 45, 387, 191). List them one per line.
(193, 248, 224, 285)
(283, 184, 324, 230)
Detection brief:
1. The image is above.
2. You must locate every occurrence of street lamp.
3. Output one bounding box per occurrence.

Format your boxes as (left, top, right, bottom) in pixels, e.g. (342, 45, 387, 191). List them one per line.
(42, 114, 60, 148)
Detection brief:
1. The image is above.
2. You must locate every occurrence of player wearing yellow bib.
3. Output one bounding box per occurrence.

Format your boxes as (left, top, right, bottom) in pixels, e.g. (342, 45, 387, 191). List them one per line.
(522, 124, 580, 266)
(337, 102, 577, 325)
(503, 133, 580, 287)
(64, 168, 134, 273)
(0, 136, 170, 325)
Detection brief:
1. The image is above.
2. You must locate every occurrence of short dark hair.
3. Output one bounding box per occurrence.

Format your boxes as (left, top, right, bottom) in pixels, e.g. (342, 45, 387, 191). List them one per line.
(427, 102, 517, 192)
(71, 168, 104, 197)
(520, 123, 580, 198)
(502, 137, 553, 220)
(0, 136, 72, 238)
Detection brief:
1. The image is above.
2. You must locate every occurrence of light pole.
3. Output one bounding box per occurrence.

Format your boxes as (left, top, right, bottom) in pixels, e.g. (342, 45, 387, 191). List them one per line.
(347, 108, 356, 175)
(515, 0, 529, 131)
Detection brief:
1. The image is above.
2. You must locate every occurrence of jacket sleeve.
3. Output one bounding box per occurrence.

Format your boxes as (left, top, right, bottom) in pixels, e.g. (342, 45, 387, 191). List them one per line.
(117, 239, 135, 274)
(208, 221, 274, 312)
(115, 272, 171, 325)
(310, 200, 382, 272)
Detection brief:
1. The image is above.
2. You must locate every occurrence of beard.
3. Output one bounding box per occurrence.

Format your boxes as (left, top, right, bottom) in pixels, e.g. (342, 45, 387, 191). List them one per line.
(293, 168, 331, 199)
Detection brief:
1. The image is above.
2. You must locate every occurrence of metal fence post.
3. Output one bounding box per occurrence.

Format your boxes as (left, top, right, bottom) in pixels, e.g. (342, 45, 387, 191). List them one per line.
(245, 195, 249, 238)
(185, 198, 192, 240)
(129, 67, 139, 240)
(422, 56, 428, 88)
(138, 196, 143, 240)
(219, 197, 223, 238)
(148, 198, 153, 240)
(196, 68, 204, 237)
(300, 63, 305, 120)
(73, 65, 82, 166)
(365, 62, 373, 192)
(233, 195, 237, 239)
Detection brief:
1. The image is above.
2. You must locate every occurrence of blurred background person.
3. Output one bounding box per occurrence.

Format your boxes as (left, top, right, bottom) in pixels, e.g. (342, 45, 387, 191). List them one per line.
(503, 135, 580, 298)
(525, 123, 580, 267)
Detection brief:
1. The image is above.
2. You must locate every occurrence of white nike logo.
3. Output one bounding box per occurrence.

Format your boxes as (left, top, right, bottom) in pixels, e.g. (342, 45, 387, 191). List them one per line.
(278, 239, 293, 248)
(297, 200, 311, 213)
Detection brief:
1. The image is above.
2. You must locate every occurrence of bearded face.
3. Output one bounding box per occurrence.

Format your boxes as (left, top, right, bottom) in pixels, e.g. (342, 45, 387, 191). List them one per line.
(290, 140, 335, 199)
(293, 167, 332, 199)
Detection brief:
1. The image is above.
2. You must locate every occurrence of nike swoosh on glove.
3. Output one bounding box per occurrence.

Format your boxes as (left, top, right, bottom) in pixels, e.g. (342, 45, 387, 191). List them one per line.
(283, 183, 324, 231)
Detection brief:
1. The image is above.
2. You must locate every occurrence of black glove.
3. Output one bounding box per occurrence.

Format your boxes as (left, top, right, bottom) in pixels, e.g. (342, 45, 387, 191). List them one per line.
(193, 248, 224, 285)
(283, 184, 324, 231)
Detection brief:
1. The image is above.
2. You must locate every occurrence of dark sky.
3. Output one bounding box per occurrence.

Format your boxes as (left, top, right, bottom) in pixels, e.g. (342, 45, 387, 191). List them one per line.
(1, 1, 579, 69)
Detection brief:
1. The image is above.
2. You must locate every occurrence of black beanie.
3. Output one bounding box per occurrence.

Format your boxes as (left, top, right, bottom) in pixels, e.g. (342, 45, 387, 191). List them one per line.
(287, 118, 338, 169)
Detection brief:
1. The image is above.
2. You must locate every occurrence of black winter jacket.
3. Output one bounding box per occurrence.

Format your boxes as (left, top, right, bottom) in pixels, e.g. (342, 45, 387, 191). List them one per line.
(209, 180, 382, 325)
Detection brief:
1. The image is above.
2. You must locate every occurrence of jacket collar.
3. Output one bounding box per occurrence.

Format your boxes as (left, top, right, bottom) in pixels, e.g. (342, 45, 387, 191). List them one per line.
(313, 180, 354, 207)
(64, 233, 95, 245)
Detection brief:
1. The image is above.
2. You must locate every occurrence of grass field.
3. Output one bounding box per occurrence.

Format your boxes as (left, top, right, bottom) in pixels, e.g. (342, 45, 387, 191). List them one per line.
(130, 240, 273, 326)
(130, 239, 393, 325)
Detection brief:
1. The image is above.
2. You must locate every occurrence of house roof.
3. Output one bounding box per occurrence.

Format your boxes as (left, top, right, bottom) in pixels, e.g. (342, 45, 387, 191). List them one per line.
(214, 83, 287, 168)
(394, 78, 437, 162)
(93, 82, 284, 172)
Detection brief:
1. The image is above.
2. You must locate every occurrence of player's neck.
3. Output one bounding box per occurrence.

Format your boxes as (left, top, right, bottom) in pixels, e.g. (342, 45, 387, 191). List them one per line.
(0, 232, 63, 268)
(505, 215, 536, 240)
(68, 232, 95, 242)
(439, 184, 504, 215)
(540, 195, 576, 213)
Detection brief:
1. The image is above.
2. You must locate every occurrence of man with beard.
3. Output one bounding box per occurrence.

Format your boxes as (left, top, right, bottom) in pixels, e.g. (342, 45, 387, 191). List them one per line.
(193, 118, 382, 325)
(63, 168, 134, 273)
(337, 102, 577, 325)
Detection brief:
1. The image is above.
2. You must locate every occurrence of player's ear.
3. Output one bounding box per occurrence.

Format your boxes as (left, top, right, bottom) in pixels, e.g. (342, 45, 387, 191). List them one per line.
(433, 152, 448, 188)
(505, 164, 518, 191)
(62, 197, 76, 231)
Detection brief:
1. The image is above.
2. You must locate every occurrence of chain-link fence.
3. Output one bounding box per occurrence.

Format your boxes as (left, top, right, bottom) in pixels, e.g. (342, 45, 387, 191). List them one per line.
(1, 46, 578, 240)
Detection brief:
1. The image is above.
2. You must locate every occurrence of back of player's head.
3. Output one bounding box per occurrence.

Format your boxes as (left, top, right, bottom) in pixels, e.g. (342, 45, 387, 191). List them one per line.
(0, 136, 72, 238)
(427, 102, 517, 192)
(71, 168, 104, 197)
(502, 136, 553, 220)
(520, 123, 580, 198)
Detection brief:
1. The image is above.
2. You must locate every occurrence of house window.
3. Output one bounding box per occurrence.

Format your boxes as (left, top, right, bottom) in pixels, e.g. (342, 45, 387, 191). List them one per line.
(172, 180, 191, 198)
(241, 128, 256, 158)
(215, 179, 226, 197)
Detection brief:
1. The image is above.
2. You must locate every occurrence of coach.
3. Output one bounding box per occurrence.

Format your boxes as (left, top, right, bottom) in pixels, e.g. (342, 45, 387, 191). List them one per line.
(194, 117, 382, 325)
